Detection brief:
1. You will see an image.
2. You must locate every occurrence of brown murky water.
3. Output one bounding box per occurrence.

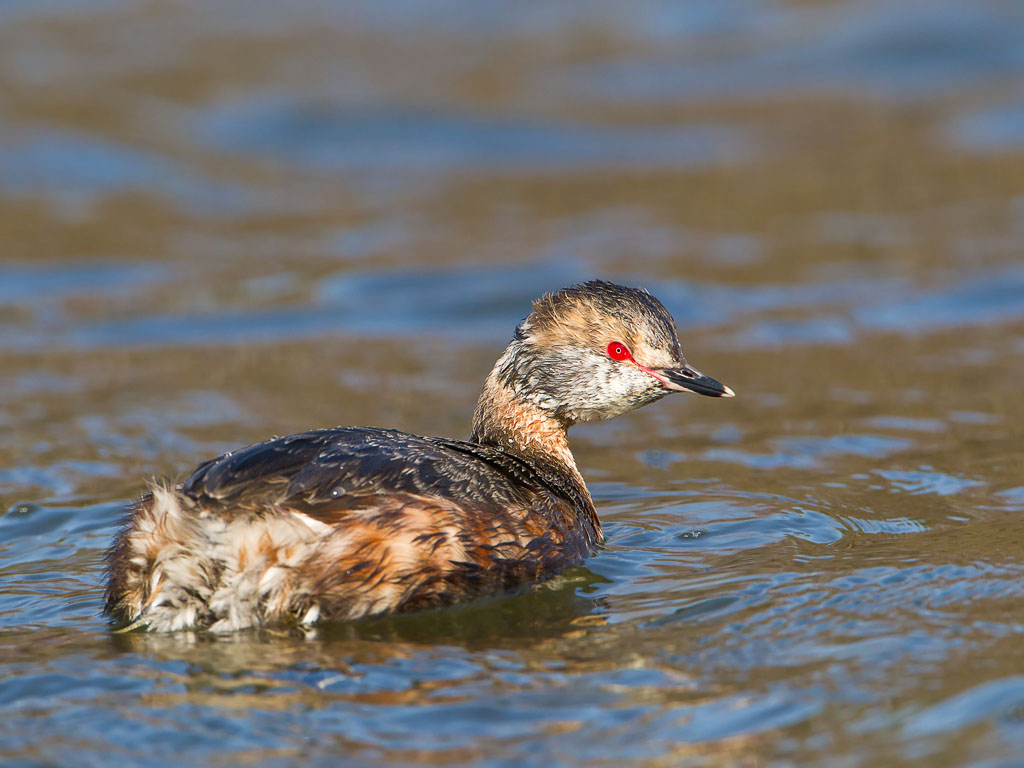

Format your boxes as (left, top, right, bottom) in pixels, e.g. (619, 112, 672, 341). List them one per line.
(3, 2, 1024, 766)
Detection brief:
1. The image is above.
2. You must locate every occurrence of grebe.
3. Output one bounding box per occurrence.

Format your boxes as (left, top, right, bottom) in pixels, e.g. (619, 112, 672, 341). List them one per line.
(104, 281, 733, 632)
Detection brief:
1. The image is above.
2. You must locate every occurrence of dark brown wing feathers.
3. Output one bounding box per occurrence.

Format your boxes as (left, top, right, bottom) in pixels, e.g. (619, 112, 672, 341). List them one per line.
(185, 429, 539, 511)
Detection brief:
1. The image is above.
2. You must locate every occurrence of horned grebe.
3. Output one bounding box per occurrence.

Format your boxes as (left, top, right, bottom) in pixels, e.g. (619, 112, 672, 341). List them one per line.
(104, 281, 733, 632)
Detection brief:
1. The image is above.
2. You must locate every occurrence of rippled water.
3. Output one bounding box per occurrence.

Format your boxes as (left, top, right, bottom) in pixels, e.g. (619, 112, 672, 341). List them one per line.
(3, 1, 1024, 766)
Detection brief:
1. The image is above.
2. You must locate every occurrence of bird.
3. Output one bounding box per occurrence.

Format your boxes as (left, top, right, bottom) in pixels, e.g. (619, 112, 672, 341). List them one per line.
(104, 280, 733, 632)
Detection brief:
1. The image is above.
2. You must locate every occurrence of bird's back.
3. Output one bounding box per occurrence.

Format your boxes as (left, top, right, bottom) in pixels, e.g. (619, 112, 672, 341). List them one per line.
(105, 427, 598, 632)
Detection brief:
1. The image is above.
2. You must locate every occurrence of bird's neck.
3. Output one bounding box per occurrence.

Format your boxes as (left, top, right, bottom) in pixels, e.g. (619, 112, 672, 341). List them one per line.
(471, 372, 574, 464)
(471, 347, 598, 537)
(471, 346, 591, 487)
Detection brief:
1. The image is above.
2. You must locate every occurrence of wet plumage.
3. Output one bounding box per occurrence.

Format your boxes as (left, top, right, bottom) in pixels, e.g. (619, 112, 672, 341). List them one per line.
(104, 280, 733, 632)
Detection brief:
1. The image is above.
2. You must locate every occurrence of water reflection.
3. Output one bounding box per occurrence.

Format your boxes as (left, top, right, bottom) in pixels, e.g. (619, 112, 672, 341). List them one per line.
(198, 105, 751, 172)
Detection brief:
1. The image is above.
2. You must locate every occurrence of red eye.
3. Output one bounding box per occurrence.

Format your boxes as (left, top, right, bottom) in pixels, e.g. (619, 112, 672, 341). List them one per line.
(606, 341, 632, 361)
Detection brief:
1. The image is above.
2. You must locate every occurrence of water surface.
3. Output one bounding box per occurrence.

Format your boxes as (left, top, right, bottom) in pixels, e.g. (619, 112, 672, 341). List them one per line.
(3, 1, 1024, 766)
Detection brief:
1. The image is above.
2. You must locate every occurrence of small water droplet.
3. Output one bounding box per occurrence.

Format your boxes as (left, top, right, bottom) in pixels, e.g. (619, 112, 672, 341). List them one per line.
(6, 501, 40, 516)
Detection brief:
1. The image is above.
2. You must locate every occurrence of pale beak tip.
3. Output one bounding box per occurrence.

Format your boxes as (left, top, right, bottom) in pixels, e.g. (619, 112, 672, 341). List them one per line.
(721, 384, 736, 398)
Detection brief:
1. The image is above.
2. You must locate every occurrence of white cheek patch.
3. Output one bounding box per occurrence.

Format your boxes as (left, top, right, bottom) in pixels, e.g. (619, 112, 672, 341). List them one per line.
(571, 363, 662, 422)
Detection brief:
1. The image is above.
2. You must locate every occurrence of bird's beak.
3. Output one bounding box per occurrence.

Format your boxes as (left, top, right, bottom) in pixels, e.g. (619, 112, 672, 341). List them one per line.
(655, 364, 735, 398)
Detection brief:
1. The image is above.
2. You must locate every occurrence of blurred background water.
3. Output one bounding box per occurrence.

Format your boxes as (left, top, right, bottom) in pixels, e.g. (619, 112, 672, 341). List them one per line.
(2, 1, 1024, 766)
